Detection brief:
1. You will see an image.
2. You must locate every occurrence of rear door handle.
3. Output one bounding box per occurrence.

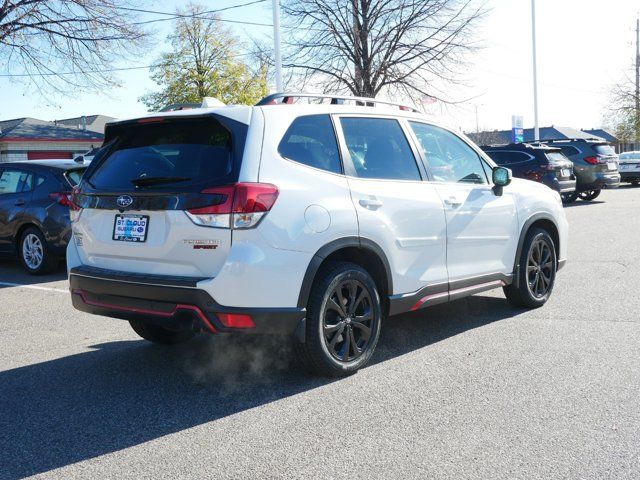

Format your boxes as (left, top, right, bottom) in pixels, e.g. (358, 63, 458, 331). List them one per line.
(359, 198, 383, 209)
(443, 197, 462, 207)
(14, 200, 25, 206)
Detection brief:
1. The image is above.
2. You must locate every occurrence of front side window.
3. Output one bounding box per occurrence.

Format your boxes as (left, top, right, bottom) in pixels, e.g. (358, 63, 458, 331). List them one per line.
(410, 122, 487, 184)
(278, 115, 342, 174)
(0, 169, 33, 194)
(340, 117, 421, 181)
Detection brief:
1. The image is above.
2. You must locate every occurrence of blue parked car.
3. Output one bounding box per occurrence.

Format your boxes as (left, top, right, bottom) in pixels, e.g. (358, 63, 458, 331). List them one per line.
(0, 160, 87, 274)
(481, 143, 576, 200)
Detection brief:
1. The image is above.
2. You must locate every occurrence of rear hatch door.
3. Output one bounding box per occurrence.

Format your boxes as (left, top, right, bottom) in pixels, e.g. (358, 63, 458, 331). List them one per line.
(74, 114, 247, 278)
(545, 150, 574, 180)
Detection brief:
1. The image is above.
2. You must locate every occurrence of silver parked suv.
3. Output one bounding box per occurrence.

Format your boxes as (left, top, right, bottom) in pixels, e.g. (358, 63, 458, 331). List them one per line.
(542, 139, 620, 202)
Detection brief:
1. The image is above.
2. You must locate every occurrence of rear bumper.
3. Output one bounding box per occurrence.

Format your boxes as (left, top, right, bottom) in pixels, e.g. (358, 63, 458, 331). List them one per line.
(69, 266, 305, 335)
(620, 171, 640, 182)
(541, 173, 576, 194)
(578, 173, 620, 191)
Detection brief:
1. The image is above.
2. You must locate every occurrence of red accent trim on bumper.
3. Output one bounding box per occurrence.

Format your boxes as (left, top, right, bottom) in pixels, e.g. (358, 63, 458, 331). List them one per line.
(72, 289, 217, 333)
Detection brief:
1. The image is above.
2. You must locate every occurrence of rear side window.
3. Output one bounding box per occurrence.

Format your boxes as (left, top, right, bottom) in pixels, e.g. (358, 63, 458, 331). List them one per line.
(88, 117, 241, 191)
(0, 169, 33, 194)
(592, 144, 616, 156)
(65, 168, 86, 187)
(278, 115, 342, 174)
(485, 151, 531, 165)
(558, 145, 579, 157)
(340, 117, 421, 181)
(546, 152, 570, 163)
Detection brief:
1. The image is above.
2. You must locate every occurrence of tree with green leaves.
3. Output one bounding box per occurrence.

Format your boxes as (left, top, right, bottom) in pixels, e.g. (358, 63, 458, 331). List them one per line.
(140, 3, 268, 111)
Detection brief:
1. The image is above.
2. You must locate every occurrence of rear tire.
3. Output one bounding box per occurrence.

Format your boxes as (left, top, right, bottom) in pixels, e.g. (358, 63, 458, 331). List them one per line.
(294, 262, 382, 377)
(129, 319, 195, 345)
(504, 227, 557, 309)
(561, 192, 577, 204)
(18, 227, 59, 275)
(578, 189, 601, 201)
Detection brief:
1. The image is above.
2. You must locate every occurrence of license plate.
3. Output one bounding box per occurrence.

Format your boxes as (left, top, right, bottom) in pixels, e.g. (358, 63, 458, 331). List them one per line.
(607, 162, 617, 171)
(113, 214, 149, 242)
(561, 168, 571, 177)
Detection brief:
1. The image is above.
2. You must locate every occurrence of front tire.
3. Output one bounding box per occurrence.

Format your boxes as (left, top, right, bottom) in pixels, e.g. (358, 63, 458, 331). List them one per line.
(504, 228, 557, 308)
(129, 319, 195, 345)
(19, 227, 58, 275)
(561, 192, 577, 204)
(294, 262, 382, 377)
(578, 189, 601, 201)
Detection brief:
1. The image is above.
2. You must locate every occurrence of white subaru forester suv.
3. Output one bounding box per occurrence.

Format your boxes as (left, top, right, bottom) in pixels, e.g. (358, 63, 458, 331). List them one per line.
(68, 93, 568, 377)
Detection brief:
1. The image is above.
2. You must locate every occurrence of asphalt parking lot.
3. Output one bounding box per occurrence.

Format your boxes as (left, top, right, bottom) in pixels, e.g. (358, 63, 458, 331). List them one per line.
(1, 187, 639, 480)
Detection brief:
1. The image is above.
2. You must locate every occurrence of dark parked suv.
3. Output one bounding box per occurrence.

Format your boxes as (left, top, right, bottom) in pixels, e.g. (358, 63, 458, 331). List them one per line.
(481, 143, 576, 195)
(541, 139, 620, 202)
(0, 160, 86, 274)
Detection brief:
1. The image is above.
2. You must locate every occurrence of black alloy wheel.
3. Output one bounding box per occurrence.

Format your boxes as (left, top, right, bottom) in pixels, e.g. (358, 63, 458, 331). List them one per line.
(526, 237, 554, 298)
(294, 262, 382, 377)
(578, 189, 601, 201)
(503, 227, 557, 309)
(322, 278, 375, 362)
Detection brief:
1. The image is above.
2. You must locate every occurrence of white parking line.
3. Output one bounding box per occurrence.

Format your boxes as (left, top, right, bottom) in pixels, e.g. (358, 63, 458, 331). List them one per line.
(0, 282, 68, 293)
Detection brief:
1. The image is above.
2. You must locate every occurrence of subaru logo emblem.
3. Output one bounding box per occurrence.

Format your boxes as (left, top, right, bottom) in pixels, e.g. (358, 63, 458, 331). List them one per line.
(116, 195, 133, 208)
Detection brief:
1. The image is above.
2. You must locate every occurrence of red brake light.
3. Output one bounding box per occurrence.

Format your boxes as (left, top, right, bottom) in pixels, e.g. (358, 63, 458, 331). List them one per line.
(584, 156, 598, 165)
(232, 183, 279, 213)
(186, 183, 279, 229)
(137, 117, 165, 124)
(49, 192, 79, 210)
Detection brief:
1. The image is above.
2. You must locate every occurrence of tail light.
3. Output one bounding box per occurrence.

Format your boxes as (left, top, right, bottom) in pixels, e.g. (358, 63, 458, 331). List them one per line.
(526, 171, 542, 182)
(49, 191, 79, 210)
(584, 156, 599, 165)
(186, 183, 279, 229)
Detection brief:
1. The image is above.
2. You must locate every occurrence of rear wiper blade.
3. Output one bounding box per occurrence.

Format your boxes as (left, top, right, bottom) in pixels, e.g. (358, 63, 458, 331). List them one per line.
(130, 176, 191, 187)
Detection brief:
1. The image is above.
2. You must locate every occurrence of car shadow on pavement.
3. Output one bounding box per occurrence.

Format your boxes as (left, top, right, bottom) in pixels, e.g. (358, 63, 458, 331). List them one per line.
(0, 295, 518, 479)
(0, 258, 67, 287)
(563, 200, 605, 208)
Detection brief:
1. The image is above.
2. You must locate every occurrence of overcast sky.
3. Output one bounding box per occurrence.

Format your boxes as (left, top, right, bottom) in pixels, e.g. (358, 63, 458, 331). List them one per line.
(0, 0, 637, 133)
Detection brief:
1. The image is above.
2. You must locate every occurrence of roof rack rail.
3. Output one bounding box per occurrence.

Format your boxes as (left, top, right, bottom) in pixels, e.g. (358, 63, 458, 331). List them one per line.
(539, 138, 604, 143)
(255, 92, 422, 113)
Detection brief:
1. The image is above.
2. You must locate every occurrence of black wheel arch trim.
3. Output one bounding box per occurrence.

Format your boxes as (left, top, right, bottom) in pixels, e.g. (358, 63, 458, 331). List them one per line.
(296, 236, 393, 309)
(513, 213, 561, 288)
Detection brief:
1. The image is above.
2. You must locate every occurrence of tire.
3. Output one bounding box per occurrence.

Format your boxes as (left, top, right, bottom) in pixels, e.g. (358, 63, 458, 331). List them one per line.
(129, 319, 195, 345)
(294, 262, 383, 377)
(503, 227, 557, 309)
(18, 226, 59, 275)
(631, 180, 639, 187)
(561, 192, 577, 204)
(578, 189, 601, 201)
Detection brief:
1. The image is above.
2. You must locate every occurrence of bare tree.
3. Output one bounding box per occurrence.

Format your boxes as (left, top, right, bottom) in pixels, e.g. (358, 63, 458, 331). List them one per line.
(0, 0, 148, 93)
(282, 0, 485, 101)
(606, 74, 640, 148)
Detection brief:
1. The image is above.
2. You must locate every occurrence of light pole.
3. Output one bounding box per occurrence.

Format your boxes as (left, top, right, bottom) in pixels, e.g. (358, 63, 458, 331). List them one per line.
(531, 0, 540, 141)
(272, 0, 283, 92)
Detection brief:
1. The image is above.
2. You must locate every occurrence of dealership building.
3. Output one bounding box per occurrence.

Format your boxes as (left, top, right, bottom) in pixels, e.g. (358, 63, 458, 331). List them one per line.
(0, 116, 108, 162)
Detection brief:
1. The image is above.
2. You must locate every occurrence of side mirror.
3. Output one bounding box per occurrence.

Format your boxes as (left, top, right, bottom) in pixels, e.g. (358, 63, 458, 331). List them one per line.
(492, 166, 512, 195)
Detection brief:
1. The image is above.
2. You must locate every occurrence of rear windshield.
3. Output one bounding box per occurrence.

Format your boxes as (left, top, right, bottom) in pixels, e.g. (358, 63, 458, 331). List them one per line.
(86, 117, 244, 191)
(592, 144, 616, 156)
(546, 152, 570, 164)
(620, 152, 640, 160)
(65, 168, 86, 186)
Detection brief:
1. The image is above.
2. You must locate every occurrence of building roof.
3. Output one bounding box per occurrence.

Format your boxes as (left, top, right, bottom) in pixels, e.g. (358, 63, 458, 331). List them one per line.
(55, 114, 115, 134)
(468, 125, 606, 146)
(582, 128, 618, 143)
(0, 117, 103, 141)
